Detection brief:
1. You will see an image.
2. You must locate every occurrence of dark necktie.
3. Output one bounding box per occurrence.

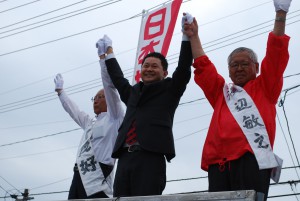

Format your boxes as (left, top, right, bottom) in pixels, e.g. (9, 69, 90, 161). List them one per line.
(125, 120, 137, 145)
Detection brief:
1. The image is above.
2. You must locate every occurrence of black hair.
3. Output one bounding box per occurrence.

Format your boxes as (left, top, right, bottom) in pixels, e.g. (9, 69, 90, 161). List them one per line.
(142, 52, 168, 71)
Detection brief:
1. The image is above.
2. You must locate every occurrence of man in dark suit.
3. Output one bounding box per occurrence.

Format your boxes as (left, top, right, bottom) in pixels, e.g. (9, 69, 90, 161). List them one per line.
(96, 13, 193, 197)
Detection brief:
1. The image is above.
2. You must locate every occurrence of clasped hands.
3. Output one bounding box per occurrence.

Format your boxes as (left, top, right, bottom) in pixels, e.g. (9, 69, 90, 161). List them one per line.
(96, 34, 112, 56)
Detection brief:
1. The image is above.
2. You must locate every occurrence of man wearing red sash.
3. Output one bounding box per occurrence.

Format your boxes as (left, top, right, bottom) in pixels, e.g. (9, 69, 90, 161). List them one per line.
(183, 0, 291, 200)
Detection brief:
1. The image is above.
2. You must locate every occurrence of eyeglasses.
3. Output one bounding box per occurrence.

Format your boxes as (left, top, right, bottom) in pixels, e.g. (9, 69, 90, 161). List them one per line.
(91, 95, 105, 102)
(229, 61, 254, 69)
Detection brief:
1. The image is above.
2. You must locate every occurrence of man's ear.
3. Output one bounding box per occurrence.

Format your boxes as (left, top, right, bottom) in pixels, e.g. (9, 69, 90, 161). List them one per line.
(164, 70, 168, 77)
(255, 62, 259, 74)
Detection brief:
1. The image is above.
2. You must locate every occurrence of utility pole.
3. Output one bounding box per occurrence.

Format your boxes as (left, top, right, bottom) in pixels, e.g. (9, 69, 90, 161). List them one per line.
(11, 189, 34, 201)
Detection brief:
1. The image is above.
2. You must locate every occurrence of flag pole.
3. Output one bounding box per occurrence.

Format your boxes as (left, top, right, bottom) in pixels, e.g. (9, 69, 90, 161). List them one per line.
(132, 9, 146, 85)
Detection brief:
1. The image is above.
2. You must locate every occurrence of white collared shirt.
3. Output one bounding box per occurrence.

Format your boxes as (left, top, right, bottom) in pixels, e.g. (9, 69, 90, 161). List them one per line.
(58, 59, 124, 166)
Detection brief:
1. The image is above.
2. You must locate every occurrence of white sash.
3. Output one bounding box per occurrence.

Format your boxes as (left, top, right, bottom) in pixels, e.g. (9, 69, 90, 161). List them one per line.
(223, 83, 283, 183)
(76, 126, 113, 197)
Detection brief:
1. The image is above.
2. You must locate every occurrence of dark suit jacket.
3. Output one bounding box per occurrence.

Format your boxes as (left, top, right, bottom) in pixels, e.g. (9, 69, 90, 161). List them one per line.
(106, 41, 192, 162)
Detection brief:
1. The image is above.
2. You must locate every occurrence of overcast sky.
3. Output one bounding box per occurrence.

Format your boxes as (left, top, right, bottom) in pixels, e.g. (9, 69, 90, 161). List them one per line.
(0, 0, 300, 200)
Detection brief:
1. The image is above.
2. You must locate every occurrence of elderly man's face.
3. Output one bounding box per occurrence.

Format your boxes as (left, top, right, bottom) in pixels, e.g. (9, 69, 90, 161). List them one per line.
(228, 51, 259, 87)
(93, 89, 107, 115)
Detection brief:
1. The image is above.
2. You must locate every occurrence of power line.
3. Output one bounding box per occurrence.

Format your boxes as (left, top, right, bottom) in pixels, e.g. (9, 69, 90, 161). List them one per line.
(30, 178, 71, 191)
(277, 113, 300, 180)
(205, 18, 300, 54)
(0, 146, 77, 160)
(0, 183, 11, 199)
(0, 12, 141, 57)
(0, 69, 135, 113)
(0, 46, 135, 96)
(0, 120, 72, 130)
(0, 175, 22, 195)
(175, 128, 208, 141)
(174, 113, 212, 125)
(2, 13, 299, 97)
(1, 84, 299, 160)
(0, 18, 298, 96)
(0, 123, 206, 149)
(278, 85, 300, 175)
(268, 193, 300, 199)
(0, 0, 122, 39)
(0, 128, 81, 147)
(1, 64, 299, 115)
(0, 0, 89, 30)
(284, 72, 300, 79)
(2, 2, 297, 57)
(9, 178, 299, 199)
(0, 8, 298, 96)
(0, 0, 41, 14)
(0, 60, 99, 96)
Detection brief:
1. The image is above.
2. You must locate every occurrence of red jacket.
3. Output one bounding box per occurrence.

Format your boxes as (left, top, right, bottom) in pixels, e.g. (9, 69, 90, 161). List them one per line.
(193, 32, 290, 171)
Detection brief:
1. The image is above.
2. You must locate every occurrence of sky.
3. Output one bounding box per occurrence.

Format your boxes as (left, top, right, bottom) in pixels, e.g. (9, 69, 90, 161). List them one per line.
(0, 0, 300, 200)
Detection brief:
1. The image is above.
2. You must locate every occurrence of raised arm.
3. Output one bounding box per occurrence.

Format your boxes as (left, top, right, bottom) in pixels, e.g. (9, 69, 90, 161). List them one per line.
(96, 35, 124, 119)
(272, 0, 292, 36)
(103, 42, 133, 105)
(183, 14, 205, 60)
(54, 74, 90, 129)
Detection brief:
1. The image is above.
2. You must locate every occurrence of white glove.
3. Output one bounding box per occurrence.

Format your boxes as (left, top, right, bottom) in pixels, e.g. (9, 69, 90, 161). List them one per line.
(273, 0, 292, 12)
(54, 73, 64, 90)
(103, 34, 112, 52)
(181, 12, 194, 41)
(96, 38, 105, 56)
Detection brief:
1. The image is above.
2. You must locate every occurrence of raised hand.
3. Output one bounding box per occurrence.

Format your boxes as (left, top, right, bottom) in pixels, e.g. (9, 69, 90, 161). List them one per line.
(96, 38, 105, 56)
(103, 34, 112, 52)
(273, 0, 292, 12)
(54, 73, 64, 92)
(181, 12, 194, 41)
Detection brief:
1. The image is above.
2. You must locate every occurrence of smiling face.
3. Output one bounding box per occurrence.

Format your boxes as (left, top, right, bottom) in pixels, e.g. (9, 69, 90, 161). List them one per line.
(141, 56, 168, 84)
(228, 51, 259, 87)
(93, 89, 107, 115)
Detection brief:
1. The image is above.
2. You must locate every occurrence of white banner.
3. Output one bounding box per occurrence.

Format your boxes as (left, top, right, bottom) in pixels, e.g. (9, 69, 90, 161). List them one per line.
(132, 0, 182, 84)
(223, 83, 282, 183)
(77, 137, 112, 196)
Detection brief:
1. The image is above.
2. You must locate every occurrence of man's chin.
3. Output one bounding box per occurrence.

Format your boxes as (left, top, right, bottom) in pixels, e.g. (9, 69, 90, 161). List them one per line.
(142, 78, 154, 84)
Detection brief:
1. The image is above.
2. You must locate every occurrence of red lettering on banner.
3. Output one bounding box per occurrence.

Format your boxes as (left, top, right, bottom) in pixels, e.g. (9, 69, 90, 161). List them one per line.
(134, 70, 141, 83)
(144, 8, 166, 40)
(137, 40, 160, 64)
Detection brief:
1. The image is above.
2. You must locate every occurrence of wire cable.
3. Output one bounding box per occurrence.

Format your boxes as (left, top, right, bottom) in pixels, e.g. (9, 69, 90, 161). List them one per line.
(0, 128, 81, 147)
(277, 113, 300, 180)
(0, 146, 77, 160)
(0, 0, 88, 30)
(278, 85, 300, 171)
(15, 180, 300, 199)
(2, 2, 297, 57)
(0, 12, 141, 57)
(0, 0, 41, 14)
(0, 184, 11, 200)
(0, 0, 122, 38)
(0, 120, 73, 130)
(0, 175, 22, 195)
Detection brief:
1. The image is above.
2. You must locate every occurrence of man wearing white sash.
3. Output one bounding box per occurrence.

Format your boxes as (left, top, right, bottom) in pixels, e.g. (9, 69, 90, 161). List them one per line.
(183, 0, 291, 200)
(54, 36, 124, 199)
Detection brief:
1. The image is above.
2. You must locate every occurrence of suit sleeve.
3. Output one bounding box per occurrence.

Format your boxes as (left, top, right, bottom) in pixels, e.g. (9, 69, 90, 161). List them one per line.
(105, 55, 133, 105)
(171, 41, 193, 97)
